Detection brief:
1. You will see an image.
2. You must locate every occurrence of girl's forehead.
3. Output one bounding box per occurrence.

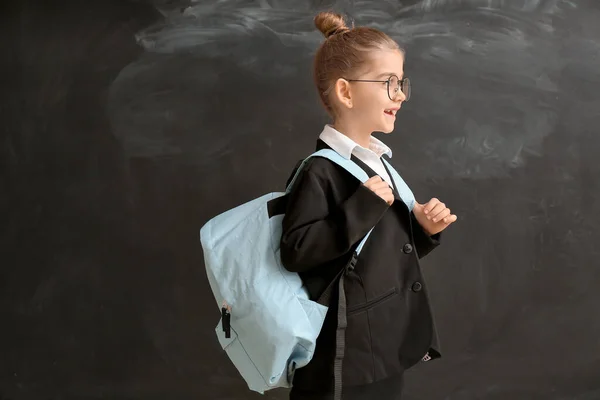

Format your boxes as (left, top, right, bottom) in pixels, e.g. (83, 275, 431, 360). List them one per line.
(363, 49, 405, 76)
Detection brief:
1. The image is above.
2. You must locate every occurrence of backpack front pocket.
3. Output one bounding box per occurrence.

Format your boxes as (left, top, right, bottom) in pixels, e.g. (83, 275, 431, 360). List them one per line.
(215, 319, 268, 392)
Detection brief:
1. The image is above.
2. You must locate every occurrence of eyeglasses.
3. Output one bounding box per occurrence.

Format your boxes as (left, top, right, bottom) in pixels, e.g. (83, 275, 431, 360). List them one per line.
(346, 75, 411, 101)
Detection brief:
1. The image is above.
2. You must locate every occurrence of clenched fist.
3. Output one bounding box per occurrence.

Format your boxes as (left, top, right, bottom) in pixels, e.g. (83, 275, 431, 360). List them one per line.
(363, 176, 394, 205)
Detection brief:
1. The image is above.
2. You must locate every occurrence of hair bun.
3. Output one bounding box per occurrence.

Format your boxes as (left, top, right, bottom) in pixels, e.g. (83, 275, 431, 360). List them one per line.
(314, 11, 349, 39)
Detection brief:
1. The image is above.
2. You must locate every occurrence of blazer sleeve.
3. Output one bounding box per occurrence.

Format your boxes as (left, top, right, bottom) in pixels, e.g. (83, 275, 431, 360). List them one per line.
(280, 166, 390, 273)
(410, 211, 441, 259)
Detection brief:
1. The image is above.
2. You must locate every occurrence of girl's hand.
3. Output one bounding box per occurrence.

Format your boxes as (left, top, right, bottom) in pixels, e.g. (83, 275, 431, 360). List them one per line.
(413, 198, 458, 235)
(363, 176, 394, 205)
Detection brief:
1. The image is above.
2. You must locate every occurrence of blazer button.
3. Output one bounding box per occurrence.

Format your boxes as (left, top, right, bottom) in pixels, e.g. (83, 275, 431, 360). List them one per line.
(402, 243, 413, 254)
(411, 281, 422, 292)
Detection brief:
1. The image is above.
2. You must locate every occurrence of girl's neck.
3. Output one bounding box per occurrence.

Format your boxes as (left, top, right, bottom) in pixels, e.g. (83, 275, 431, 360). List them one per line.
(332, 120, 371, 149)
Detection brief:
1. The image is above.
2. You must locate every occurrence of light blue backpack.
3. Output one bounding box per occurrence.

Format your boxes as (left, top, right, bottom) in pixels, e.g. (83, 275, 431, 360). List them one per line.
(199, 148, 415, 398)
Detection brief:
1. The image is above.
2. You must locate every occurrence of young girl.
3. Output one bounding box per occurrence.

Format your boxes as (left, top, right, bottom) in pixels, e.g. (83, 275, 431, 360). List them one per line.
(280, 11, 458, 400)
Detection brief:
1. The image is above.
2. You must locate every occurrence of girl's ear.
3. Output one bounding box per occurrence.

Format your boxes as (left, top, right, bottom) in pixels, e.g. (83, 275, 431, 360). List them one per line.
(333, 78, 353, 109)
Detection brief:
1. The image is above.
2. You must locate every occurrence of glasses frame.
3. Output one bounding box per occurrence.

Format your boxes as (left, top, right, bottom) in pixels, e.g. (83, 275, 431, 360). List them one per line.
(345, 75, 411, 101)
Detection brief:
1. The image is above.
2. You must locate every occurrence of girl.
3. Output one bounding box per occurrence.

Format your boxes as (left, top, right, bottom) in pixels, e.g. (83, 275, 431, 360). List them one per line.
(280, 11, 458, 400)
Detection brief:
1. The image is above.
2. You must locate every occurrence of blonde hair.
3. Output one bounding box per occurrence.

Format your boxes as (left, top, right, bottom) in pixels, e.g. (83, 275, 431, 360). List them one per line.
(313, 12, 403, 115)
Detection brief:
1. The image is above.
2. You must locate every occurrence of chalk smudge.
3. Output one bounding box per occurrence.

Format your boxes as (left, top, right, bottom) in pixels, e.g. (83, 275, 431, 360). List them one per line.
(107, 0, 600, 179)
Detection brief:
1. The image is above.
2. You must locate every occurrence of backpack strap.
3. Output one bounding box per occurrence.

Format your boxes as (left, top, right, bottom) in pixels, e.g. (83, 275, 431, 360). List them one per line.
(285, 148, 374, 256)
(381, 156, 416, 211)
(286, 148, 376, 400)
(286, 149, 368, 190)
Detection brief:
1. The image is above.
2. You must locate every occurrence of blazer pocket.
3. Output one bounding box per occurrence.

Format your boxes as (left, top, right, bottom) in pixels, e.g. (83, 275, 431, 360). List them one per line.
(347, 287, 399, 316)
(342, 287, 401, 385)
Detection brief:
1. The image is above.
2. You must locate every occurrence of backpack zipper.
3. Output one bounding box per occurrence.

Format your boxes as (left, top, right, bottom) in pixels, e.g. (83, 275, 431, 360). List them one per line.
(221, 301, 231, 338)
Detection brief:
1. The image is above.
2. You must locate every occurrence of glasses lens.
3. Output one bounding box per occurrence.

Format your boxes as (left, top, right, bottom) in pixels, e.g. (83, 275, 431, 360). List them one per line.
(387, 76, 410, 101)
(401, 78, 411, 101)
(388, 76, 399, 100)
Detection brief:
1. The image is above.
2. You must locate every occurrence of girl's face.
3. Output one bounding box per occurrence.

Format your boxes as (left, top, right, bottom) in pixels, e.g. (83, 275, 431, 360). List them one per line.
(333, 49, 406, 135)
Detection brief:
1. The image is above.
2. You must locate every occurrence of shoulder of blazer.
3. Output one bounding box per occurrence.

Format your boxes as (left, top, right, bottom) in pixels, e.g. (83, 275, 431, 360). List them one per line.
(285, 155, 344, 189)
(283, 139, 335, 188)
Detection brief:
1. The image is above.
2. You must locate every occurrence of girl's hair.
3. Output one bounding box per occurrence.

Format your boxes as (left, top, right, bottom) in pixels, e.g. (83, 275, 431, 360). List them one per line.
(313, 11, 403, 115)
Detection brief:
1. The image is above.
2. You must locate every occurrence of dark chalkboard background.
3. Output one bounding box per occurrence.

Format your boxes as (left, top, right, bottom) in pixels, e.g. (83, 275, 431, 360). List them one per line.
(2, 0, 600, 399)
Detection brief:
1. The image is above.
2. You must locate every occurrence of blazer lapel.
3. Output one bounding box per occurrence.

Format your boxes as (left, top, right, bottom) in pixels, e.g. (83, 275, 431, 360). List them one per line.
(380, 155, 400, 200)
(381, 155, 411, 213)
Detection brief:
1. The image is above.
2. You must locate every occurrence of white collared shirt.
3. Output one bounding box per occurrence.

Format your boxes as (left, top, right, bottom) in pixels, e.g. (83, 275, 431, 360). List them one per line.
(319, 124, 395, 188)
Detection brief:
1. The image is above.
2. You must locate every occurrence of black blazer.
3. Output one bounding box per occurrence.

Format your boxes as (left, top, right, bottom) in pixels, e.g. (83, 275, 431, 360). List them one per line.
(280, 140, 442, 394)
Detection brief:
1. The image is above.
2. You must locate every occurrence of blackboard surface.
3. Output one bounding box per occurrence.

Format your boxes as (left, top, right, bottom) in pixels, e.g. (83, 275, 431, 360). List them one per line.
(2, 1, 600, 399)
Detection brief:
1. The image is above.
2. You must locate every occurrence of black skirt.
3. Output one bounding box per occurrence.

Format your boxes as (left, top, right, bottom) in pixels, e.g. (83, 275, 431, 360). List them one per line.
(289, 371, 405, 400)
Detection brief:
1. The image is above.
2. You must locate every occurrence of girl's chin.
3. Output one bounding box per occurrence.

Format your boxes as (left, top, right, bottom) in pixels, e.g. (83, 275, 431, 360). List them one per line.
(381, 124, 395, 134)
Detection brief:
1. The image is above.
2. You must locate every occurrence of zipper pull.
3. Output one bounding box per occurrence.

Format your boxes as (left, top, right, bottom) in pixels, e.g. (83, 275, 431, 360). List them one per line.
(221, 301, 231, 338)
(347, 251, 358, 272)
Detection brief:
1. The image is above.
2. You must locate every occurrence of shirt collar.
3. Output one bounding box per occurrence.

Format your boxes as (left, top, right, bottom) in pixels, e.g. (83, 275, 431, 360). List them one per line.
(318, 124, 393, 160)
